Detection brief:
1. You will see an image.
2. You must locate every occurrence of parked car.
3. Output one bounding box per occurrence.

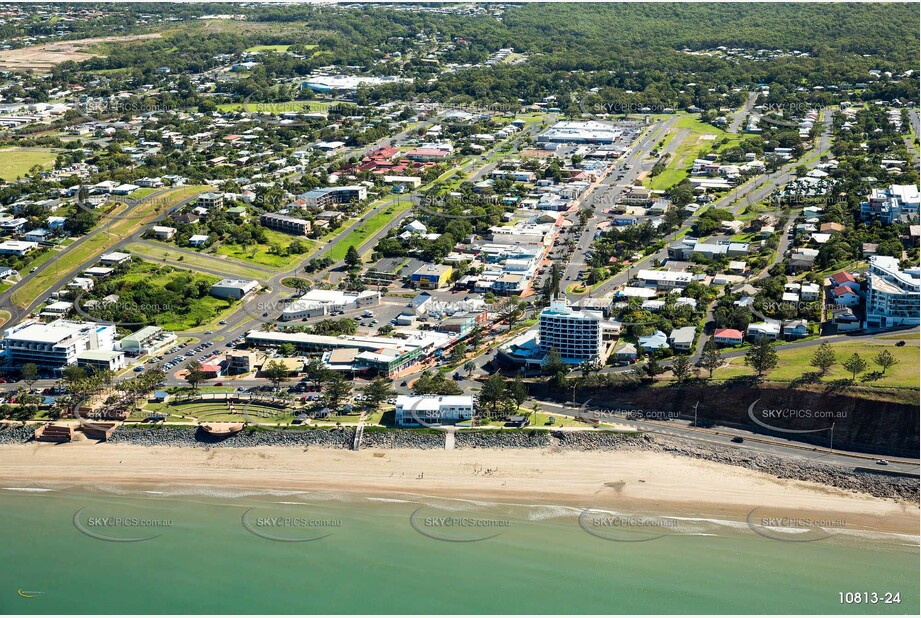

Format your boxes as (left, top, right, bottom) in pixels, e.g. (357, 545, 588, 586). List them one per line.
(730, 436, 745, 443)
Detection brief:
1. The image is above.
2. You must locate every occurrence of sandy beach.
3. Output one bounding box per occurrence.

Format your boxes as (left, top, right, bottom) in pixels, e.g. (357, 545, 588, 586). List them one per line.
(0, 442, 917, 535)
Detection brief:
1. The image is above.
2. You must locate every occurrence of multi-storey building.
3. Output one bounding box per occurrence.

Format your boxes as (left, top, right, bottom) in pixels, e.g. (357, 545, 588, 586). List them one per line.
(860, 184, 920, 224)
(394, 395, 475, 427)
(260, 212, 311, 236)
(538, 300, 603, 363)
(2, 319, 116, 371)
(865, 256, 921, 327)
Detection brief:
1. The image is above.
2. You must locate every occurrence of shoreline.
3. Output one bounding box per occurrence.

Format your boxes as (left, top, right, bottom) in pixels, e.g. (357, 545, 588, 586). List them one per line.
(1, 442, 917, 538)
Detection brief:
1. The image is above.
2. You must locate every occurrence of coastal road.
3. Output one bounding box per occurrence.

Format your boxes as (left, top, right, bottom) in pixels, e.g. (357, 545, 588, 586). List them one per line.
(535, 400, 920, 474)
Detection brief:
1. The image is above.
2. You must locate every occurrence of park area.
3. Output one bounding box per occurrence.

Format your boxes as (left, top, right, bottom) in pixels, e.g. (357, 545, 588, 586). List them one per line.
(0, 148, 56, 180)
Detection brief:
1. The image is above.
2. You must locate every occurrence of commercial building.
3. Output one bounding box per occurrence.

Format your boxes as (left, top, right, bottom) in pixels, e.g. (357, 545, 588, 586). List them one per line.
(411, 264, 453, 289)
(210, 278, 259, 300)
(281, 289, 380, 320)
(76, 349, 127, 372)
(537, 121, 622, 144)
(865, 256, 921, 327)
(635, 269, 694, 290)
(538, 300, 604, 363)
(2, 319, 116, 371)
(260, 212, 311, 236)
(117, 326, 177, 356)
(245, 330, 451, 377)
(395, 395, 475, 427)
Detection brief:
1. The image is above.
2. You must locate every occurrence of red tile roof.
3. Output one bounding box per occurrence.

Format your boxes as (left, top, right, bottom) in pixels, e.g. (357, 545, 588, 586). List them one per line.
(832, 285, 857, 297)
(831, 272, 856, 285)
(714, 328, 744, 339)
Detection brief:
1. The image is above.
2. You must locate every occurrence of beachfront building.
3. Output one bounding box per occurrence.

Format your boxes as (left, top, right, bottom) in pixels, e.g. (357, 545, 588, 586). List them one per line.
(538, 300, 603, 363)
(865, 256, 921, 327)
(2, 319, 117, 372)
(394, 395, 475, 426)
(245, 330, 451, 377)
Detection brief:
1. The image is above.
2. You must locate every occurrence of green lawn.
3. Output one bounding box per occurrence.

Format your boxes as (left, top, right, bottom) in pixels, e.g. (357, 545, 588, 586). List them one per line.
(326, 200, 414, 261)
(245, 44, 292, 52)
(0, 148, 56, 180)
(124, 241, 269, 280)
(717, 342, 919, 388)
(97, 261, 230, 331)
(213, 228, 318, 268)
(647, 115, 740, 191)
(11, 186, 207, 309)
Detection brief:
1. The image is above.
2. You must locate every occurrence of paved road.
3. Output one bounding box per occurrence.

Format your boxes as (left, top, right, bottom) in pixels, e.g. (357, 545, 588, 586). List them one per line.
(560, 118, 675, 294)
(728, 91, 759, 133)
(587, 109, 835, 301)
(0, 187, 197, 323)
(535, 400, 919, 473)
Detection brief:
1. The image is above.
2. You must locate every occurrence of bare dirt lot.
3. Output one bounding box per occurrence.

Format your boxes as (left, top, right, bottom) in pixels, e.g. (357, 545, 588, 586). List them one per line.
(0, 33, 161, 71)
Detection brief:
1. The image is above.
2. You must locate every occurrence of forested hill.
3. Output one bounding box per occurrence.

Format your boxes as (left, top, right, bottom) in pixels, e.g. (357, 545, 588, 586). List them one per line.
(503, 3, 918, 65)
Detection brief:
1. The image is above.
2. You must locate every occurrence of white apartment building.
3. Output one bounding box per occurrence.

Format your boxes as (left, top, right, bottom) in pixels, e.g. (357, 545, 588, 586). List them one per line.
(538, 300, 603, 363)
(865, 256, 921, 327)
(2, 319, 117, 371)
(395, 395, 475, 426)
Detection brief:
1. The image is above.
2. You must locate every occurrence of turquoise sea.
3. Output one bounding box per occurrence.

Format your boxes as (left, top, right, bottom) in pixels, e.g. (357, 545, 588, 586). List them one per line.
(1, 485, 917, 614)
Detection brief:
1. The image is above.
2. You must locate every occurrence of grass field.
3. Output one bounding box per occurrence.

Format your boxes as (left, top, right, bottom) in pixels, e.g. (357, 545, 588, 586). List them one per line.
(326, 200, 414, 261)
(110, 262, 228, 331)
(647, 115, 741, 191)
(11, 186, 207, 309)
(0, 148, 56, 180)
(214, 228, 318, 268)
(124, 241, 270, 280)
(716, 341, 919, 388)
(138, 400, 298, 425)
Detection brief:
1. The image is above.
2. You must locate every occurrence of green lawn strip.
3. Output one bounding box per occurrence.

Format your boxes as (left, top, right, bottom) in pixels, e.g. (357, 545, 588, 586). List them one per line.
(124, 241, 269, 280)
(10, 186, 207, 308)
(327, 200, 414, 261)
(718, 342, 919, 388)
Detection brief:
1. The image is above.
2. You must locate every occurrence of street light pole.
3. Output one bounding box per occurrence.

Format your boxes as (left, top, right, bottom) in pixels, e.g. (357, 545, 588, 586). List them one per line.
(692, 400, 699, 428)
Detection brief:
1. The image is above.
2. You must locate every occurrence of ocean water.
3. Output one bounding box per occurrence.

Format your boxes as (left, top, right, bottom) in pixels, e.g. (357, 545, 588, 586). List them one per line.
(1, 485, 917, 614)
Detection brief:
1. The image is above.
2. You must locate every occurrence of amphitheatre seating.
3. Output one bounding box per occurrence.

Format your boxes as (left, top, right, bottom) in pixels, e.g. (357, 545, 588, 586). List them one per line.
(34, 424, 74, 443)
